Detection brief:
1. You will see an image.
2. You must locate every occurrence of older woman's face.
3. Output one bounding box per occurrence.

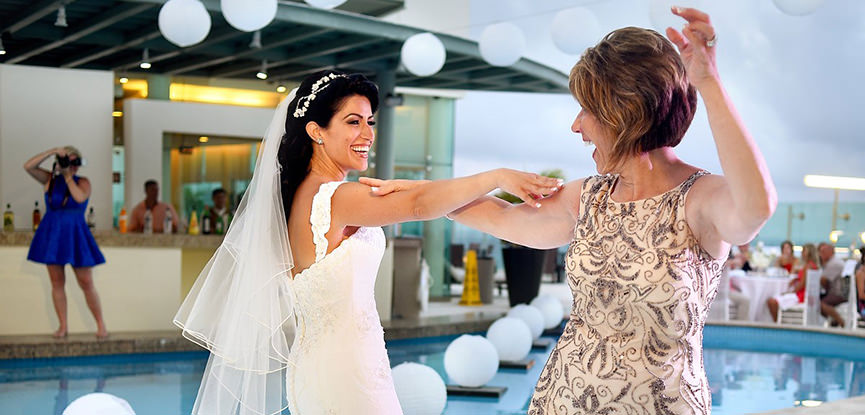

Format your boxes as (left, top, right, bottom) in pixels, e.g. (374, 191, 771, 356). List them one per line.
(572, 108, 614, 174)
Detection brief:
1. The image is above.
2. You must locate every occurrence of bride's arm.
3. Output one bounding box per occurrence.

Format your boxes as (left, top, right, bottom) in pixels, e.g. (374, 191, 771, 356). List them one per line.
(360, 177, 582, 249)
(331, 169, 561, 229)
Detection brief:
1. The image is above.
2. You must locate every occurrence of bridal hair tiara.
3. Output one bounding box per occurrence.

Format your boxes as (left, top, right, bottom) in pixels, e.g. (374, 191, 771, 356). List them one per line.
(292, 73, 348, 118)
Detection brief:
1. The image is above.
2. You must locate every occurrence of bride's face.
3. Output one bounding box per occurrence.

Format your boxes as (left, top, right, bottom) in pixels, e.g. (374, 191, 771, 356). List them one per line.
(319, 95, 376, 172)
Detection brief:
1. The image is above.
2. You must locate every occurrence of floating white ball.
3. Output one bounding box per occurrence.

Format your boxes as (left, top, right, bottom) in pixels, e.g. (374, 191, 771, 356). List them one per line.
(531, 295, 565, 330)
(401, 32, 446, 77)
(221, 0, 277, 32)
(486, 317, 532, 362)
(159, 0, 211, 47)
(550, 7, 600, 55)
(444, 334, 499, 387)
(63, 393, 135, 415)
(478, 22, 525, 67)
(772, 0, 826, 16)
(507, 304, 544, 340)
(391, 362, 447, 415)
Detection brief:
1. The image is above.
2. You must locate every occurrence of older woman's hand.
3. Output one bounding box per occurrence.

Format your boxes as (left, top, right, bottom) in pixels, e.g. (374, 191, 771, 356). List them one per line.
(666, 7, 719, 88)
(494, 168, 563, 208)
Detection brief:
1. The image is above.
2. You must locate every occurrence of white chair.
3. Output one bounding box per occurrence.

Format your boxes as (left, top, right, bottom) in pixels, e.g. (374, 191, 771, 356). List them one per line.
(777, 269, 821, 326)
(822, 260, 859, 330)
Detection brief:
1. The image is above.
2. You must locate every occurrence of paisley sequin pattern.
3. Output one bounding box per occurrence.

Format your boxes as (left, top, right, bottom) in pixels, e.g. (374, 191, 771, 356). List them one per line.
(529, 171, 724, 415)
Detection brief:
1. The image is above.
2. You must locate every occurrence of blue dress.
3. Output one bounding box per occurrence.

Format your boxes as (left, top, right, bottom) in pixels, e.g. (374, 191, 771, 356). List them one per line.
(28, 175, 105, 267)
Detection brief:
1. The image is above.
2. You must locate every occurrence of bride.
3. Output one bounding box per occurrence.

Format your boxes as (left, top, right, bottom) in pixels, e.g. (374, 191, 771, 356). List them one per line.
(173, 70, 563, 414)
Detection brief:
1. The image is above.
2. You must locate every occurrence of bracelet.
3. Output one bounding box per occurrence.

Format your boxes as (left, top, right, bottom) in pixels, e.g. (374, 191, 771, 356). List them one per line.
(445, 213, 454, 221)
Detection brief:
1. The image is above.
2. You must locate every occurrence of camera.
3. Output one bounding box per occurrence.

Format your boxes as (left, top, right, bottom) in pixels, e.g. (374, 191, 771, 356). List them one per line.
(56, 155, 83, 168)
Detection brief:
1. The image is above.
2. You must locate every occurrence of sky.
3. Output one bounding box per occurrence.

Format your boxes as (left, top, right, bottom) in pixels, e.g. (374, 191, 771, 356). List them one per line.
(441, 0, 865, 202)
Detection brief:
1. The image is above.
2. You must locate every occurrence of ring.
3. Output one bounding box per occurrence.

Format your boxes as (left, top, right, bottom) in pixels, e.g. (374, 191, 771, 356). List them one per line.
(706, 35, 717, 48)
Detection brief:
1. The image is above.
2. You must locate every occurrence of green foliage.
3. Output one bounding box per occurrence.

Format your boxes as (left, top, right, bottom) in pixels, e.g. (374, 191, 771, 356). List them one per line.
(494, 169, 567, 204)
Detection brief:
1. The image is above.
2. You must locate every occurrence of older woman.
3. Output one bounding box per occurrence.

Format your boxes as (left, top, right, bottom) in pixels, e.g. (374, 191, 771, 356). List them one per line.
(367, 6, 775, 414)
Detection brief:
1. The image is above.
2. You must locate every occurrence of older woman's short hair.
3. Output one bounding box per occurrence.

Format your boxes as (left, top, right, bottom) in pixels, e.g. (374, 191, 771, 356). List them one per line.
(570, 27, 697, 171)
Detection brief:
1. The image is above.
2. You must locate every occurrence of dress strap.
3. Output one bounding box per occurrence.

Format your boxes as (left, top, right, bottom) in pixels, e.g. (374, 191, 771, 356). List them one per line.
(310, 181, 344, 263)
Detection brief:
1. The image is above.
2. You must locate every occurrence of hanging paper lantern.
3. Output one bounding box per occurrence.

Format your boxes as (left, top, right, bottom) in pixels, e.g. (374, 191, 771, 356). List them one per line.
(443, 335, 499, 387)
(158, 0, 211, 47)
(305, 0, 347, 9)
(478, 22, 525, 67)
(391, 362, 447, 415)
(63, 393, 135, 415)
(401, 32, 446, 77)
(507, 304, 544, 340)
(772, 0, 827, 16)
(486, 317, 532, 361)
(550, 7, 600, 55)
(221, 0, 277, 32)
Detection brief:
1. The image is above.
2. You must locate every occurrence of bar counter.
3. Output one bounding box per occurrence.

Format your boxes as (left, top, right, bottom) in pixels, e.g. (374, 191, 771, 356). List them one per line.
(0, 230, 222, 337)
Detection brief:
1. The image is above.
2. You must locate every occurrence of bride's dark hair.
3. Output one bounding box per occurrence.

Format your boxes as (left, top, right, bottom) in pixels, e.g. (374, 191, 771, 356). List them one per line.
(277, 70, 379, 220)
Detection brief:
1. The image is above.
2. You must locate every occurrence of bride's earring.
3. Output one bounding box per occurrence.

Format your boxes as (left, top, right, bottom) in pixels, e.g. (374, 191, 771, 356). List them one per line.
(313, 137, 323, 145)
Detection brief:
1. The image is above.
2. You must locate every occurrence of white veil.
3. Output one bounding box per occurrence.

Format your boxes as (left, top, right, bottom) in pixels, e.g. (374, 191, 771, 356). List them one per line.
(174, 89, 299, 415)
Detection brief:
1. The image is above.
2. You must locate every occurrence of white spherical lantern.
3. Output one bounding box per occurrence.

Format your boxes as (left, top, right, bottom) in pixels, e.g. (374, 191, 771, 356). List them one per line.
(531, 295, 565, 330)
(305, 0, 347, 9)
(478, 22, 525, 67)
(444, 335, 499, 387)
(550, 7, 600, 55)
(773, 0, 826, 16)
(63, 393, 135, 415)
(159, 0, 211, 47)
(485, 317, 532, 362)
(648, 0, 700, 32)
(391, 362, 447, 415)
(221, 0, 277, 32)
(401, 33, 446, 77)
(507, 304, 544, 340)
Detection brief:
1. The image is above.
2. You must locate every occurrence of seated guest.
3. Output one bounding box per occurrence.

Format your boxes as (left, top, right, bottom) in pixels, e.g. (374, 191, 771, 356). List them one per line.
(855, 247, 865, 322)
(724, 254, 750, 320)
(767, 243, 818, 322)
(818, 242, 847, 327)
(731, 243, 752, 272)
(129, 179, 179, 233)
(773, 240, 797, 273)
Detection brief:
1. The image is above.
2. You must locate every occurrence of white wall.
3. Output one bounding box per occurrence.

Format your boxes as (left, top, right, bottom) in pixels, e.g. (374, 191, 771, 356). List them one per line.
(0, 64, 113, 229)
(123, 99, 276, 208)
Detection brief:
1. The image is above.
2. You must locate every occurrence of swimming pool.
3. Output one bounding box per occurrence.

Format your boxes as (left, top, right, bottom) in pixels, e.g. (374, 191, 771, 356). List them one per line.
(2, 325, 864, 415)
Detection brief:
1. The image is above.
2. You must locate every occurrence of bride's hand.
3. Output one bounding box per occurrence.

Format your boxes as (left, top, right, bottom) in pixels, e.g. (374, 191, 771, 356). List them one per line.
(494, 168, 564, 208)
(359, 177, 430, 196)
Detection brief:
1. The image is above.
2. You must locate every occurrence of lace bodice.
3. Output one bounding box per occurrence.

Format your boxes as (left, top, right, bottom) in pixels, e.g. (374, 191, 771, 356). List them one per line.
(530, 171, 725, 415)
(286, 181, 401, 414)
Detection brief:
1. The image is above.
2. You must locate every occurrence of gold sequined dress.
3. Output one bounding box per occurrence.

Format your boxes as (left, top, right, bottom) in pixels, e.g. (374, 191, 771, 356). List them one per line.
(529, 171, 724, 415)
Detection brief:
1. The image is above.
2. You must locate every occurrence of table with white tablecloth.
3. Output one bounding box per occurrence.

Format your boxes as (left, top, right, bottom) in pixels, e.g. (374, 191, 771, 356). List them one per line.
(730, 273, 794, 322)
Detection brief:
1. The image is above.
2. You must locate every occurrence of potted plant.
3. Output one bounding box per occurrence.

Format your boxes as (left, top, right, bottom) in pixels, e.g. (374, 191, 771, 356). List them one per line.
(497, 169, 565, 306)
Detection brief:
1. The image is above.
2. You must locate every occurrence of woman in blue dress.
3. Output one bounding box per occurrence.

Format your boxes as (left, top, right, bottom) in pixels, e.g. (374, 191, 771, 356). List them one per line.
(24, 146, 107, 338)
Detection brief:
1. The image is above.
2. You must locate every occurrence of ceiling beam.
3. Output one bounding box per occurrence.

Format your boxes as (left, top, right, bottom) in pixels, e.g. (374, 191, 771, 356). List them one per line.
(62, 30, 162, 68)
(6, 3, 155, 64)
(212, 37, 382, 78)
(268, 44, 401, 81)
(165, 28, 331, 75)
(110, 28, 250, 71)
(0, 0, 77, 35)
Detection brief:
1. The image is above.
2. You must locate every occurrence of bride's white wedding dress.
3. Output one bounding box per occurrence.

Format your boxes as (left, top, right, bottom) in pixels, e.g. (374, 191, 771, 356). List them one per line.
(287, 181, 403, 414)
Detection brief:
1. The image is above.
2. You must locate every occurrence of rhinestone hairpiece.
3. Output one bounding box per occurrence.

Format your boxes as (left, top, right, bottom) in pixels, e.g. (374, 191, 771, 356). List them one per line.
(292, 73, 348, 118)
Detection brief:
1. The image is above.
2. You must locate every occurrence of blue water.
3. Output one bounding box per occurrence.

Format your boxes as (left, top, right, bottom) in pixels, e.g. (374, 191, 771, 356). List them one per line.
(2, 326, 865, 415)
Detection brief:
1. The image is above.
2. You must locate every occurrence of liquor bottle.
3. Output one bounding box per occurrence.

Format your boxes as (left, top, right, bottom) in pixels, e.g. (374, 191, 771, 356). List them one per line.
(3, 204, 14, 232)
(118, 207, 128, 233)
(201, 210, 212, 235)
(188, 211, 200, 235)
(32, 201, 41, 231)
(87, 207, 96, 229)
(143, 209, 153, 234)
(163, 209, 173, 235)
(215, 214, 225, 235)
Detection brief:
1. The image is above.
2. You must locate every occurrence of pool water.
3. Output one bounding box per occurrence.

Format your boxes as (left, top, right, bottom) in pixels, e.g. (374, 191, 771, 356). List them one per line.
(2, 326, 865, 414)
